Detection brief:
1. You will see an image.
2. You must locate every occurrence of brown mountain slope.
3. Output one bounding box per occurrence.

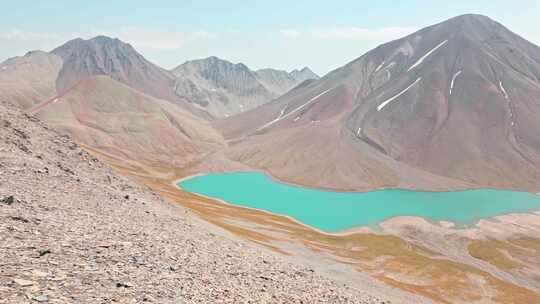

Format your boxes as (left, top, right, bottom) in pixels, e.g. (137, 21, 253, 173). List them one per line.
(345, 13, 540, 190)
(0, 51, 62, 109)
(217, 14, 540, 191)
(34, 75, 223, 166)
(220, 84, 470, 191)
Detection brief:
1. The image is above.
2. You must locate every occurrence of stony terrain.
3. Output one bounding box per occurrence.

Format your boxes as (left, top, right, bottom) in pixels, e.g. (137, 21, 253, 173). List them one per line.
(0, 101, 385, 303)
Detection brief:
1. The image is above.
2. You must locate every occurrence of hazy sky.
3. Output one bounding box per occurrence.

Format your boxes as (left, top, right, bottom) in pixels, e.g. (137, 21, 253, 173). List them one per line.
(2, 0, 540, 75)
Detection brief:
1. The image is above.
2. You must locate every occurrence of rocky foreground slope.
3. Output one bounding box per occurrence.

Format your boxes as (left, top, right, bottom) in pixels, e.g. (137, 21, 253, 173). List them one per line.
(0, 101, 384, 303)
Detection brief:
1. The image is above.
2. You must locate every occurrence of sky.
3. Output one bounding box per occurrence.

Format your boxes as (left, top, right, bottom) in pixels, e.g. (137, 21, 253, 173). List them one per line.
(2, 0, 540, 75)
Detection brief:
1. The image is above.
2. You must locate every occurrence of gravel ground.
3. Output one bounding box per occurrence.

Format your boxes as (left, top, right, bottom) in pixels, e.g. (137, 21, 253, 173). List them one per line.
(0, 101, 386, 303)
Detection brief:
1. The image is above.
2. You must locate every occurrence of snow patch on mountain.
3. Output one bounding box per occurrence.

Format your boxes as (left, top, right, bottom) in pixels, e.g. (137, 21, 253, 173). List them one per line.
(407, 40, 448, 72)
(377, 78, 422, 111)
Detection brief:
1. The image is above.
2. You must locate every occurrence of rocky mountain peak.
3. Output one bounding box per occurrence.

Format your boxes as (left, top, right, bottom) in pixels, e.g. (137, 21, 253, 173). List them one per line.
(172, 57, 319, 117)
(290, 67, 319, 82)
(50, 35, 176, 101)
(414, 13, 518, 46)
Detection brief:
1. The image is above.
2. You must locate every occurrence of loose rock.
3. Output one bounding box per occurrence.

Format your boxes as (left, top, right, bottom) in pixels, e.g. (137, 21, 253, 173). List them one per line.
(1, 195, 15, 205)
(0, 102, 386, 303)
(13, 278, 35, 287)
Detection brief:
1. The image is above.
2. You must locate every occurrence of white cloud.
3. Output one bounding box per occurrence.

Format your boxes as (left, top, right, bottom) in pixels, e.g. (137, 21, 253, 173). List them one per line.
(280, 29, 302, 38)
(0, 29, 60, 41)
(89, 27, 218, 50)
(280, 26, 418, 41)
(0, 25, 419, 75)
(0, 29, 75, 52)
(0, 27, 219, 56)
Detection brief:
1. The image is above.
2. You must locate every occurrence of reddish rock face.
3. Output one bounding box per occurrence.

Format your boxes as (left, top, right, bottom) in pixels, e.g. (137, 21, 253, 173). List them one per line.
(219, 14, 540, 191)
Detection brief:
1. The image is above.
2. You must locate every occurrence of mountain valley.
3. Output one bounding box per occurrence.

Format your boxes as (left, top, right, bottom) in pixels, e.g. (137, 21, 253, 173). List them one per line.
(1, 12, 540, 304)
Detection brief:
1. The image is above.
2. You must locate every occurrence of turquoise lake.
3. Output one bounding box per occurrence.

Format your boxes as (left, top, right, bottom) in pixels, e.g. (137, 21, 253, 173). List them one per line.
(179, 172, 540, 232)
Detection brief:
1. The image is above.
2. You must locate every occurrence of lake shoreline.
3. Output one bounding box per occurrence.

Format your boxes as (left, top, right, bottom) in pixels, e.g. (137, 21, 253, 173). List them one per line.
(175, 170, 540, 195)
(173, 172, 540, 236)
(174, 176, 377, 237)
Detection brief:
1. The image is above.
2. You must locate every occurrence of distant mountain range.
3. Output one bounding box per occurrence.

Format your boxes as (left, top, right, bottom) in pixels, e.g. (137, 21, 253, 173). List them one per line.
(0, 35, 317, 118)
(0, 35, 317, 165)
(1, 14, 539, 191)
(173, 56, 318, 117)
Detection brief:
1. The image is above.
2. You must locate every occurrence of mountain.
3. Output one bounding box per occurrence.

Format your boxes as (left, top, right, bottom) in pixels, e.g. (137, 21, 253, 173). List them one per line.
(3, 15, 539, 191)
(255, 67, 318, 95)
(289, 67, 320, 82)
(32, 75, 224, 166)
(0, 37, 318, 120)
(0, 50, 62, 109)
(217, 14, 540, 191)
(172, 56, 318, 117)
(51, 36, 178, 102)
(0, 36, 229, 166)
(0, 36, 318, 169)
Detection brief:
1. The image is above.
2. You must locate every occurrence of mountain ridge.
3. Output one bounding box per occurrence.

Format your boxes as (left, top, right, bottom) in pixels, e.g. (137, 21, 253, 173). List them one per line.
(51, 36, 179, 103)
(217, 13, 540, 191)
(2, 14, 539, 191)
(172, 56, 319, 117)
